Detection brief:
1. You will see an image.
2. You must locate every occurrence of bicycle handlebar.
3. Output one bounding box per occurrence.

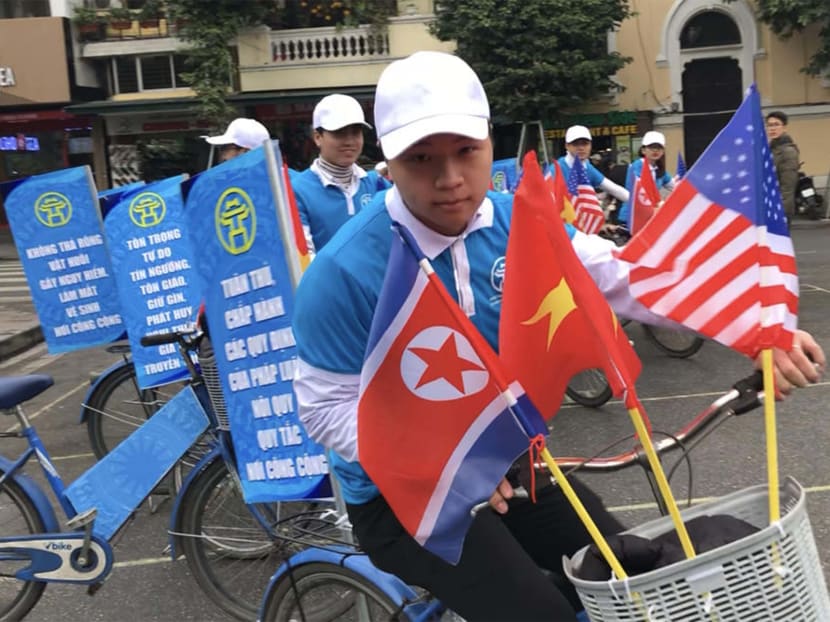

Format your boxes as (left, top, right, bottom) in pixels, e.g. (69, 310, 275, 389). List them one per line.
(552, 370, 764, 473)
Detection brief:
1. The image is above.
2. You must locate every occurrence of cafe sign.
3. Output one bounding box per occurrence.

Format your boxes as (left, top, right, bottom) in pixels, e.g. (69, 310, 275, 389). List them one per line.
(0, 67, 15, 88)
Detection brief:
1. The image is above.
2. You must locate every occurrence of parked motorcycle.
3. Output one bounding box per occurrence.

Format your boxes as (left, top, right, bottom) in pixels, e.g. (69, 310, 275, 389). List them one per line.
(795, 171, 824, 220)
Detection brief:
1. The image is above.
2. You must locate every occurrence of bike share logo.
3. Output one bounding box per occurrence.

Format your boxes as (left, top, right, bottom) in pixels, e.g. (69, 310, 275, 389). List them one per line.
(215, 187, 256, 255)
(34, 191, 72, 227)
(489, 256, 505, 306)
(400, 326, 489, 401)
(129, 192, 166, 228)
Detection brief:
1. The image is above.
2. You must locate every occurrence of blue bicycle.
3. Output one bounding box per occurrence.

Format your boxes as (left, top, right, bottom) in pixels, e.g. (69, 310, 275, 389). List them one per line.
(0, 372, 207, 620)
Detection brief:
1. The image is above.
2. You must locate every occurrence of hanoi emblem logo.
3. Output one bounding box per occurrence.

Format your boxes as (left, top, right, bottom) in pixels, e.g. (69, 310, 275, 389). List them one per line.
(215, 187, 256, 255)
(129, 192, 166, 228)
(34, 192, 72, 227)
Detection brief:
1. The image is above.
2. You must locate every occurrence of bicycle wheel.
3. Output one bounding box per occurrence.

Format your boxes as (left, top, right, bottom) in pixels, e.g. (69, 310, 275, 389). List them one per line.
(83, 362, 187, 459)
(0, 478, 47, 620)
(260, 562, 403, 622)
(565, 369, 613, 408)
(178, 458, 312, 620)
(642, 325, 704, 358)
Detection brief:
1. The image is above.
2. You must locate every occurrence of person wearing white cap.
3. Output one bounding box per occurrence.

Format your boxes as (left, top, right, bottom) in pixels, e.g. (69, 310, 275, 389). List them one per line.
(291, 93, 391, 253)
(617, 130, 675, 228)
(204, 117, 271, 162)
(291, 51, 825, 622)
(557, 125, 629, 204)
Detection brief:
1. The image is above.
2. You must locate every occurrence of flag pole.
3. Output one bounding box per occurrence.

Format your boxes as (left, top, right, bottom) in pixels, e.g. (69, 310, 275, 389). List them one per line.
(761, 348, 780, 522)
(535, 445, 628, 578)
(625, 397, 696, 559)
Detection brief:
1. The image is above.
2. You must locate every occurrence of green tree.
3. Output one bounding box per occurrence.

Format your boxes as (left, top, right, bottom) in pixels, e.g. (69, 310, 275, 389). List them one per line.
(743, 0, 830, 76)
(430, 0, 633, 124)
(167, 0, 272, 127)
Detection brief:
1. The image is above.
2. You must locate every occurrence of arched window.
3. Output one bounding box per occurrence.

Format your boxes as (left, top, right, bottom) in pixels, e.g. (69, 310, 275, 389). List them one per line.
(680, 11, 741, 49)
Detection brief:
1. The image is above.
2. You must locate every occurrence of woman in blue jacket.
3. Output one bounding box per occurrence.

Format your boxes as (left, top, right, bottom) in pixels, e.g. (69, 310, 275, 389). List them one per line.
(618, 131, 675, 228)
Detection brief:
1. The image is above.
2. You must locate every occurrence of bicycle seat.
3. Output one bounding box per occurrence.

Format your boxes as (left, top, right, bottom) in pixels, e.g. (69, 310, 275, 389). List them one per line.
(0, 375, 54, 410)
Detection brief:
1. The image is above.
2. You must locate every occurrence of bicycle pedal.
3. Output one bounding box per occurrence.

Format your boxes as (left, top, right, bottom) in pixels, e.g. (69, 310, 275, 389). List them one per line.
(66, 507, 97, 530)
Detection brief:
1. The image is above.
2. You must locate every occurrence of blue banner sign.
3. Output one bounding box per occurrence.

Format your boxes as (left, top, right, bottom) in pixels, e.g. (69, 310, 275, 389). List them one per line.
(104, 175, 202, 389)
(183, 143, 329, 503)
(1, 167, 125, 352)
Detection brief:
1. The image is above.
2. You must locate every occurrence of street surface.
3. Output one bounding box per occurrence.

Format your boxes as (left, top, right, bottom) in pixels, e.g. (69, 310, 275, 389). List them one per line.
(0, 224, 828, 621)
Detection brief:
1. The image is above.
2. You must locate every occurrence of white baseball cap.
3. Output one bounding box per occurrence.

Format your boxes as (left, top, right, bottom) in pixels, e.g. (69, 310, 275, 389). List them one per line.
(374, 51, 490, 160)
(312, 94, 372, 131)
(642, 130, 666, 147)
(204, 118, 270, 150)
(565, 125, 592, 143)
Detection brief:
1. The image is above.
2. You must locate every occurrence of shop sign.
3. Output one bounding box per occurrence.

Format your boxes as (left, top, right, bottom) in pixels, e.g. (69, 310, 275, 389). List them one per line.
(545, 124, 638, 139)
(0, 66, 15, 88)
(545, 110, 639, 139)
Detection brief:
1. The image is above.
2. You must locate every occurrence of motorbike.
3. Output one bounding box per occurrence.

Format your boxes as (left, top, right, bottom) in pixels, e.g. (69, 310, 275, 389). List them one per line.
(794, 170, 824, 220)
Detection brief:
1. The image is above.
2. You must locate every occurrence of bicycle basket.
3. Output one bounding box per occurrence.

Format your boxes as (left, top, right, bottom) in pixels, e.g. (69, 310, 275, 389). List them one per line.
(564, 477, 830, 621)
(196, 335, 230, 430)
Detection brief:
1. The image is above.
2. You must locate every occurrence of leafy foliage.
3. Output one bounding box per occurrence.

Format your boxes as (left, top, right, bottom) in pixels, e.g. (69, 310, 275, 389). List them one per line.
(167, 0, 272, 127)
(738, 0, 830, 76)
(430, 0, 633, 124)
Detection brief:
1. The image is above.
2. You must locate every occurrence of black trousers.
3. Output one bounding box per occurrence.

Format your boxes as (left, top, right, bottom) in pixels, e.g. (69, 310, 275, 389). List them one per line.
(347, 477, 624, 622)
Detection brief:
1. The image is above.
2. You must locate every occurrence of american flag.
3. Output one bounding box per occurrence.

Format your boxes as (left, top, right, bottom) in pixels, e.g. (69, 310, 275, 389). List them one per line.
(676, 152, 687, 180)
(567, 157, 605, 235)
(617, 85, 797, 357)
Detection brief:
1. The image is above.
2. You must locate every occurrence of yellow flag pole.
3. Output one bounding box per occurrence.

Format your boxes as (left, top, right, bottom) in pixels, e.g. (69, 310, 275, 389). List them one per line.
(761, 348, 780, 522)
(626, 403, 697, 560)
(539, 447, 628, 579)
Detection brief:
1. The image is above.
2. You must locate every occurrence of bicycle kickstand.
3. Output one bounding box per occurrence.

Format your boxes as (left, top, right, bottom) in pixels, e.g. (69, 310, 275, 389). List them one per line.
(66, 507, 98, 569)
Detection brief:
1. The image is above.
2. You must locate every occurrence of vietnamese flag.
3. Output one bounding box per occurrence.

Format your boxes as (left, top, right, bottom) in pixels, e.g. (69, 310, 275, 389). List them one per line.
(630, 157, 661, 236)
(500, 152, 642, 418)
(545, 160, 575, 224)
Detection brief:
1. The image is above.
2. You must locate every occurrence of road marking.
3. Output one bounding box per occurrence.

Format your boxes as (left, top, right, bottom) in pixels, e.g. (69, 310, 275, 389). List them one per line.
(113, 556, 172, 569)
(52, 452, 95, 461)
(0, 343, 59, 372)
(608, 484, 830, 513)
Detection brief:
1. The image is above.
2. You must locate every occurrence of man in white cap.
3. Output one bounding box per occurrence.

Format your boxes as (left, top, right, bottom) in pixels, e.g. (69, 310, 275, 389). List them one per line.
(291, 93, 391, 253)
(557, 124, 629, 204)
(204, 117, 270, 162)
(291, 51, 825, 621)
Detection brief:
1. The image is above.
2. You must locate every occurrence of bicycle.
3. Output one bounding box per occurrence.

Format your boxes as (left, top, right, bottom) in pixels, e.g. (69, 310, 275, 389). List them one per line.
(0, 371, 208, 621)
(255, 372, 767, 621)
(79, 344, 190, 461)
(138, 326, 328, 621)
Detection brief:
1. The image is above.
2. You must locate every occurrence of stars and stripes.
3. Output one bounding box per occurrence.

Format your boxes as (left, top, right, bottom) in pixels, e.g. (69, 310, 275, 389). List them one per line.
(617, 84, 797, 357)
(567, 157, 605, 235)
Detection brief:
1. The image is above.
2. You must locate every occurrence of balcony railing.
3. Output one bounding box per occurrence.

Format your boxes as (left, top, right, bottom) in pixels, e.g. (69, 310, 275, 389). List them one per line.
(270, 26, 390, 65)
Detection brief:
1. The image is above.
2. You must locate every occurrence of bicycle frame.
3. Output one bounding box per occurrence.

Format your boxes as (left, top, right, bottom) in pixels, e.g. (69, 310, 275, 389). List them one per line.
(0, 405, 114, 585)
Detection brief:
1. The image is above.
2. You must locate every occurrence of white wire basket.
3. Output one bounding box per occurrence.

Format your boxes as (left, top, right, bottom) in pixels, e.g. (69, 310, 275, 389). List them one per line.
(564, 477, 830, 621)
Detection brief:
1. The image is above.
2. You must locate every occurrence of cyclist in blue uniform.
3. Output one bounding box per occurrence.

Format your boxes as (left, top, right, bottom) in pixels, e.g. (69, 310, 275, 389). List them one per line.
(617, 131, 676, 228)
(291, 93, 391, 254)
(292, 52, 825, 622)
(557, 125, 629, 205)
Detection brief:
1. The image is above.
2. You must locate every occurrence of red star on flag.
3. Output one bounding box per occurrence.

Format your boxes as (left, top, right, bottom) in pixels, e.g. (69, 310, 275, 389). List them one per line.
(409, 333, 484, 393)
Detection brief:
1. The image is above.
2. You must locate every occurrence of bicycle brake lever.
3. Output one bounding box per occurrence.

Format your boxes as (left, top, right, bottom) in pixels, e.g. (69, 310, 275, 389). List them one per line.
(730, 370, 763, 415)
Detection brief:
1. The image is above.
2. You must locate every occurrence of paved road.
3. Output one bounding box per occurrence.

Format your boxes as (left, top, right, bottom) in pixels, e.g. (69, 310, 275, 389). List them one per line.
(1, 225, 829, 620)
